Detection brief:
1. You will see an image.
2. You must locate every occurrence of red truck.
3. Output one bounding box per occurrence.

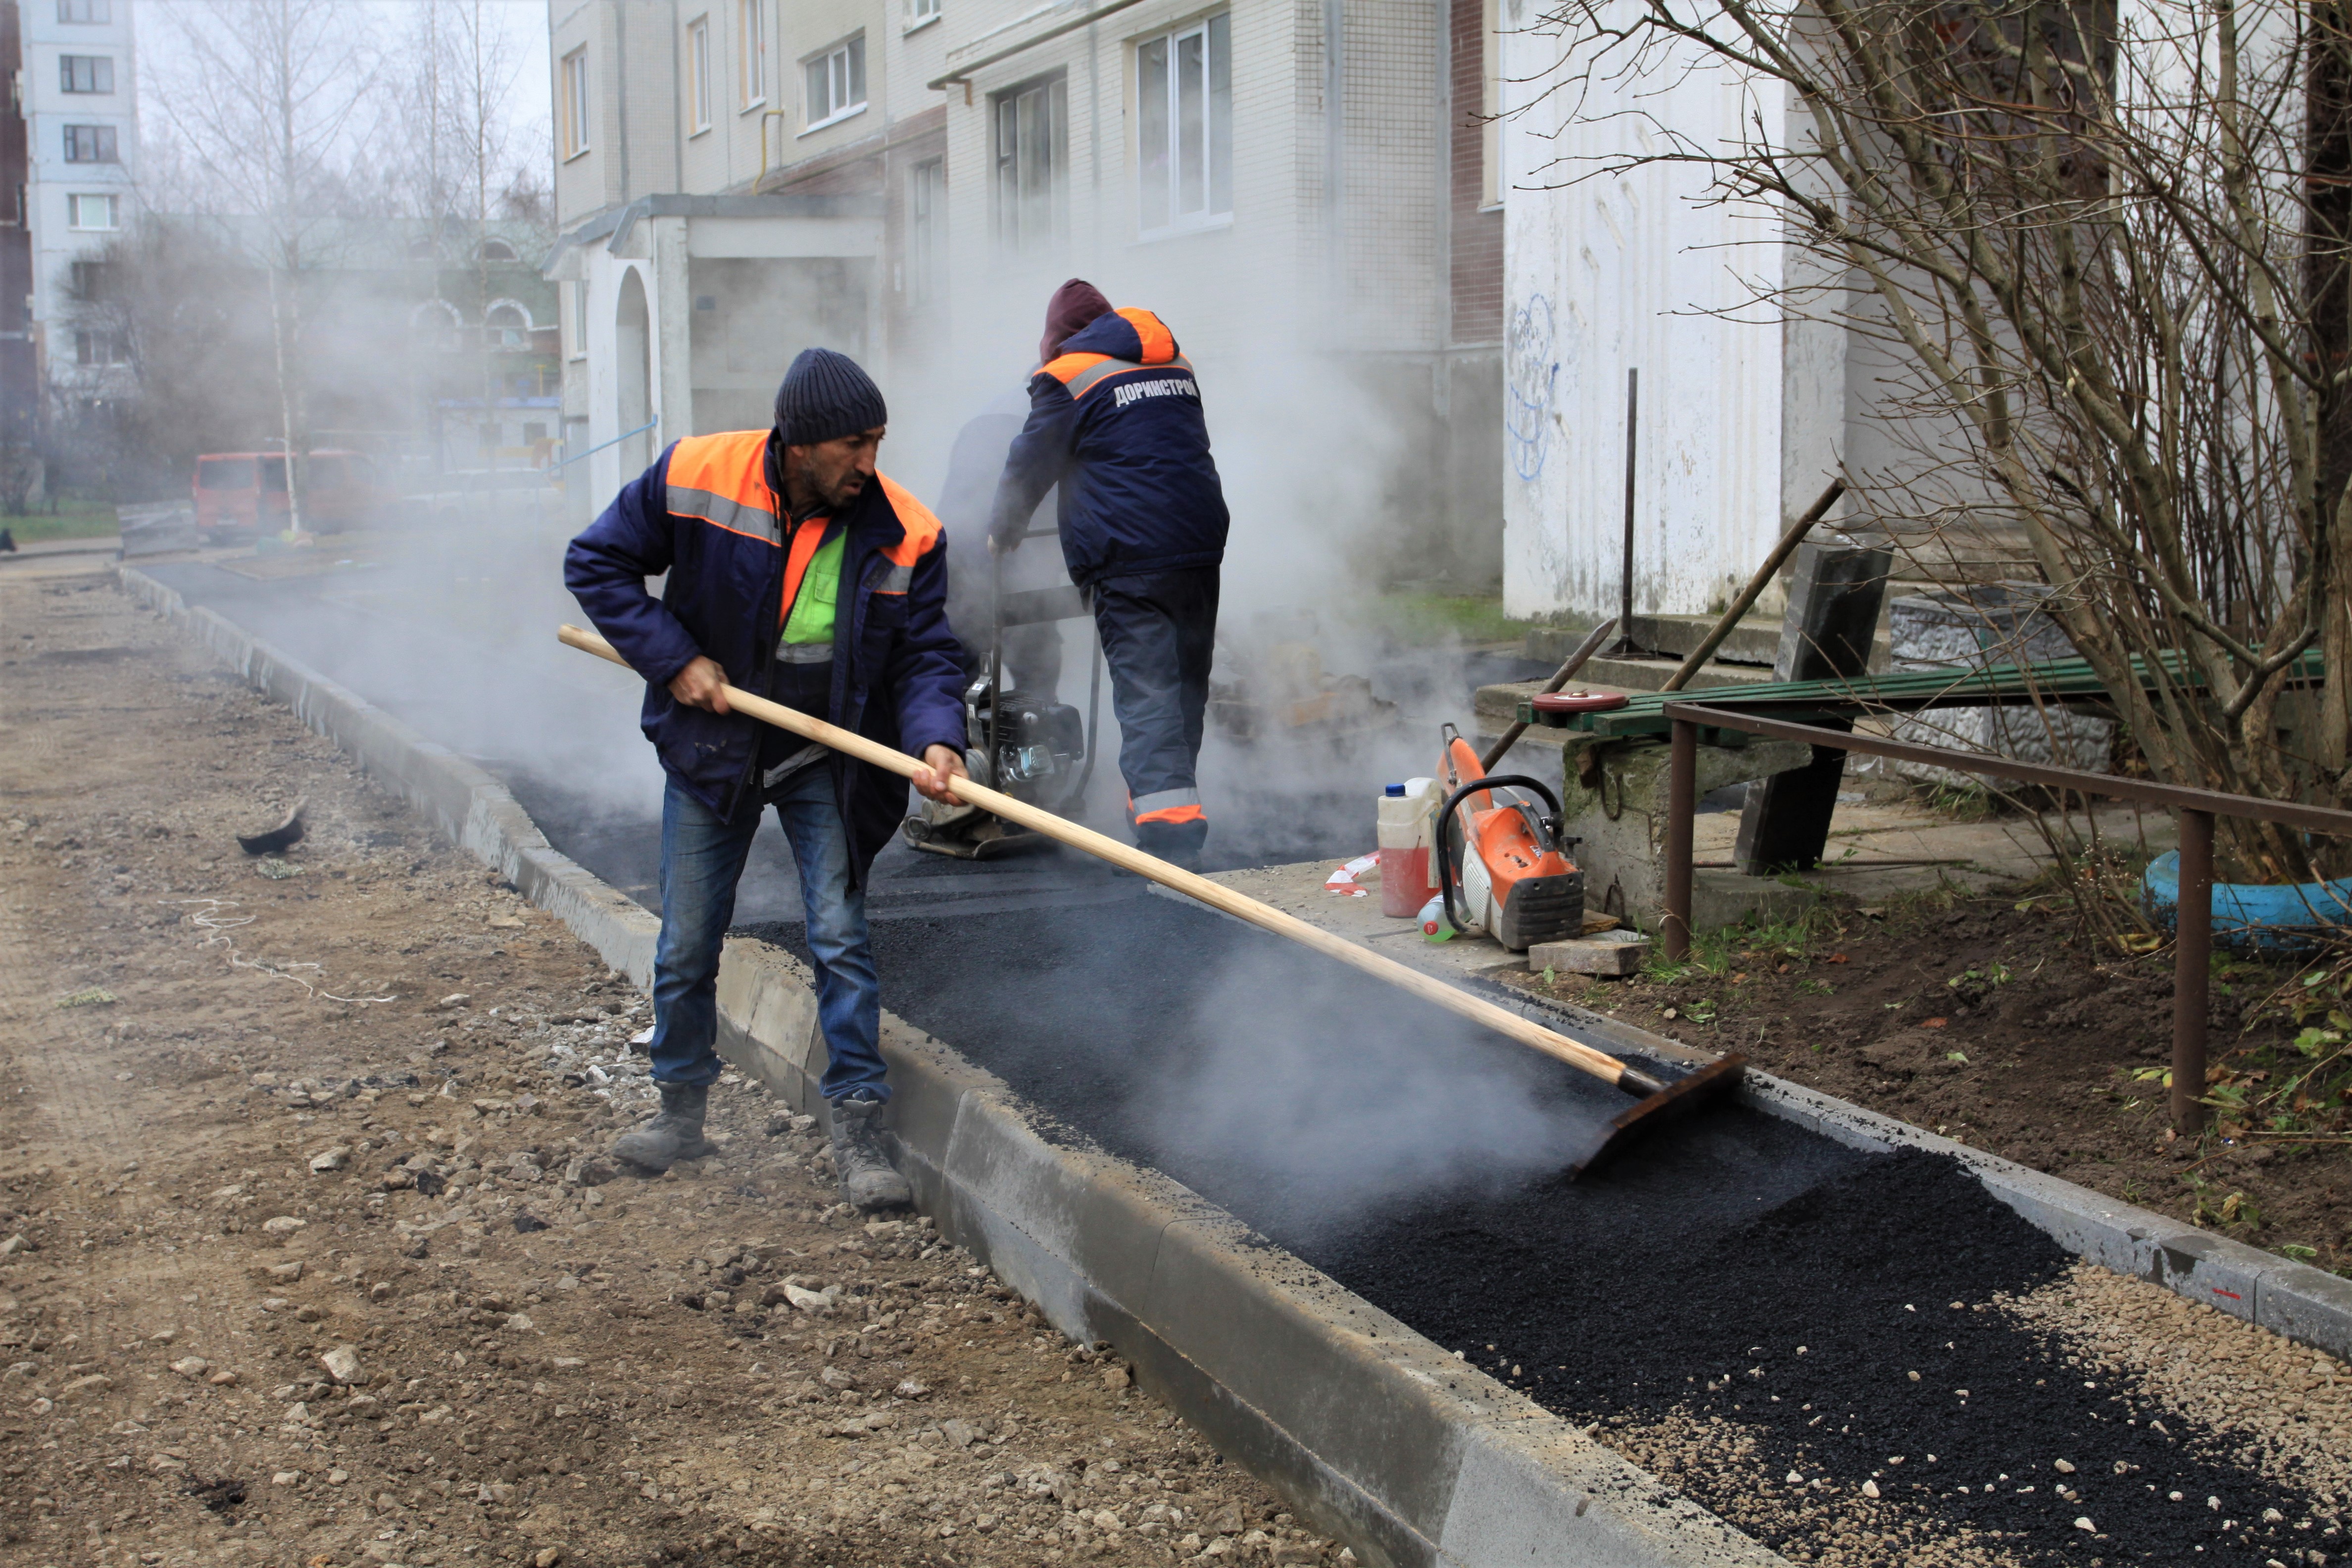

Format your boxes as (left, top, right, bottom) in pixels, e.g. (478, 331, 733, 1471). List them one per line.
(193, 450, 393, 538)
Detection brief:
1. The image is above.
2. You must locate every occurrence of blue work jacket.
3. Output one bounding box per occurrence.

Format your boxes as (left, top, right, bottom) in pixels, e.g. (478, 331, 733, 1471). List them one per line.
(563, 430, 967, 880)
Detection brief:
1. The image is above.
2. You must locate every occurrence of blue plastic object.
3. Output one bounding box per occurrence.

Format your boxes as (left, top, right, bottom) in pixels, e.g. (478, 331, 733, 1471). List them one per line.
(1384, 783, 1405, 796)
(2141, 850, 2352, 952)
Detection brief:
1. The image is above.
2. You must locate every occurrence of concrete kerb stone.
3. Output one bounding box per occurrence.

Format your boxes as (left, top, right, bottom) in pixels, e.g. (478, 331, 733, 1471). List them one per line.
(122, 565, 1784, 1568)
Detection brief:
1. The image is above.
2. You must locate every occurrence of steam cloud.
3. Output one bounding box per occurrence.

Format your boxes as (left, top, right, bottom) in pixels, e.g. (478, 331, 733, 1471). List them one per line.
(1127, 937, 1619, 1243)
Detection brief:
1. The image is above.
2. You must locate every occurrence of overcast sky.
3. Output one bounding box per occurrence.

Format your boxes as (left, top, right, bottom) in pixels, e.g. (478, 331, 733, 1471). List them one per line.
(475, 0, 553, 139)
(359, 0, 555, 152)
(138, 0, 554, 194)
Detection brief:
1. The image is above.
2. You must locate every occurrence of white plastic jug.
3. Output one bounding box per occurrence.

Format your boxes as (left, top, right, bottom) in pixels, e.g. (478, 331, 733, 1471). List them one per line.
(1377, 777, 1440, 917)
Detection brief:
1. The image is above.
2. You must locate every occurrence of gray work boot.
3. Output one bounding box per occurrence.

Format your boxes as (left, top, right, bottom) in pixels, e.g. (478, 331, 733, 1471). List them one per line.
(829, 1095, 913, 1212)
(610, 1081, 719, 1173)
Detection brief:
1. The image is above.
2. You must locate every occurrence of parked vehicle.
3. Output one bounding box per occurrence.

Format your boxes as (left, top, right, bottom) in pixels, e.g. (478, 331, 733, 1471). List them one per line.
(193, 450, 394, 538)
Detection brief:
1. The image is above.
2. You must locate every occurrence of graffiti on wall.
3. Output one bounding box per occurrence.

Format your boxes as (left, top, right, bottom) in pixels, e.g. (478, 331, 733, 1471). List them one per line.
(1506, 294, 1558, 483)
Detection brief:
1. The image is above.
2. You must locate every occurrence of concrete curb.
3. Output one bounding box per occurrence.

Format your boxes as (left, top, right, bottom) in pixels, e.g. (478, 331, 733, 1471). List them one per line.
(119, 565, 1789, 1568)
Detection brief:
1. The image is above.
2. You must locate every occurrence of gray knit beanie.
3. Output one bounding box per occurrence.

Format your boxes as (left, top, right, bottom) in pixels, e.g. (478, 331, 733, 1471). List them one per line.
(774, 347, 888, 446)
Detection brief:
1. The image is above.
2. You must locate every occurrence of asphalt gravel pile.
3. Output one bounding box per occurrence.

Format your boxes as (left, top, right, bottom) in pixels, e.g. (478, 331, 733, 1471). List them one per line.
(747, 889, 2343, 1566)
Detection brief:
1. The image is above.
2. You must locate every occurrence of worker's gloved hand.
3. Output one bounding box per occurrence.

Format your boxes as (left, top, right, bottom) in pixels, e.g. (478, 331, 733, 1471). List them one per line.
(911, 744, 969, 804)
(668, 655, 732, 714)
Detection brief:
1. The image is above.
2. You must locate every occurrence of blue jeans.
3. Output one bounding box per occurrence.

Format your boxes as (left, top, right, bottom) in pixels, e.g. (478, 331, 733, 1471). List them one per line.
(648, 769, 887, 1103)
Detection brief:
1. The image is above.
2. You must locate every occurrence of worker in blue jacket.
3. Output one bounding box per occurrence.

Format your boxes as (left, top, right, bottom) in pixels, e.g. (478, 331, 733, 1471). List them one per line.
(989, 280, 1230, 863)
(564, 348, 968, 1209)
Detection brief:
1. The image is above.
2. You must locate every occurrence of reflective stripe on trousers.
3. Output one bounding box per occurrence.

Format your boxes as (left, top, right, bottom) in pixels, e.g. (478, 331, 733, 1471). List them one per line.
(1131, 788, 1204, 826)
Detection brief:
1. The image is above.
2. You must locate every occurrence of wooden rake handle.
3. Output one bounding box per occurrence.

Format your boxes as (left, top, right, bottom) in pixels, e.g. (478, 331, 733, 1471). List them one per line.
(557, 624, 1654, 1093)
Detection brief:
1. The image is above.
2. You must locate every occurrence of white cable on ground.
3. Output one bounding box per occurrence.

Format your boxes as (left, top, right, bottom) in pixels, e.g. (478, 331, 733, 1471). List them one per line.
(161, 897, 397, 1006)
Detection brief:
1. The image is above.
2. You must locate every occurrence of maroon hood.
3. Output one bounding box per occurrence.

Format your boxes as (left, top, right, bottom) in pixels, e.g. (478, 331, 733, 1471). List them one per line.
(1039, 278, 1113, 365)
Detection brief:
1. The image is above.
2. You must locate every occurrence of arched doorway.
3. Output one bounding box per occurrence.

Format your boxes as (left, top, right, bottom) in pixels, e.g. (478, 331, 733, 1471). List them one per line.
(615, 267, 653, 474)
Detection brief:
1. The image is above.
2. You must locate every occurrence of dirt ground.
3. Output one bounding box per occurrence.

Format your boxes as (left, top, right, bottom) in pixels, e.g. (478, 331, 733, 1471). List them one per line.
(0, 569, 1339, 1568)
(1509, 883, 2352, 1278)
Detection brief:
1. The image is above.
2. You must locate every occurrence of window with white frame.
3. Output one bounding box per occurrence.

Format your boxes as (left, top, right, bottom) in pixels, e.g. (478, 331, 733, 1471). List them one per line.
(1135, 13, 1231, 236)
(569, 280, 589, 360)
(688, 16, 712, 132)
(62, 124, 117, 162)
(739, 0, 768, 108)
(67, 193, 116, 230)
(993, 72, 1066, 253)
(59, 55, 113, 93)
(411, 299, 463, 351)
(57, 0, 109, 22)
(560, 49, 590, 159)
(484, 300, 532, 350)
(805, 35, 865, 130)
(907, 0, 941, 28)
(908, 157, 943, 307)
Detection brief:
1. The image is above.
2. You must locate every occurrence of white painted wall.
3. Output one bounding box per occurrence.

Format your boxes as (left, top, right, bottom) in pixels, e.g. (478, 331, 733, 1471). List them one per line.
(1498, 7, 1792, 624)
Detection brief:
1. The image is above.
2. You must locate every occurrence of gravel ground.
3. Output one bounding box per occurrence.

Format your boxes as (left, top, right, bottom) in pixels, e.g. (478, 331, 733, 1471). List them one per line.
(0, 570, 1328, 1568)
(2003, 1263, 2352, 1522)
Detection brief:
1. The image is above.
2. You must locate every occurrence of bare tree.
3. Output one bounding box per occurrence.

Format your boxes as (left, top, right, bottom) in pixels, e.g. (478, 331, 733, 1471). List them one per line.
(1529, 1, 2351, 880)
(146, 0, 382, 533)
(51, 218, 283, 493)
(381, 1, 539, 468)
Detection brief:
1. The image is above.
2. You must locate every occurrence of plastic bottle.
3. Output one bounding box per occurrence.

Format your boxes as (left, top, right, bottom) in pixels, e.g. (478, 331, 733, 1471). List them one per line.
(1377, 778, 1439, 918)
(1419, 893, 1458, 942)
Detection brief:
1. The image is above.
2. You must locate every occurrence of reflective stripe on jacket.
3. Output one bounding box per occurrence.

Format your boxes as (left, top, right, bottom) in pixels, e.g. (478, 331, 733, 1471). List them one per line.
(988, 307, 1230, 586)
(563, 430, 967, 880)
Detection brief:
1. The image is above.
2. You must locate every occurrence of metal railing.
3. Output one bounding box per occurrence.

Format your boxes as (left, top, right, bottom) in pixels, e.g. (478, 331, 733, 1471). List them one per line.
(1659, 701, 2352, 1133)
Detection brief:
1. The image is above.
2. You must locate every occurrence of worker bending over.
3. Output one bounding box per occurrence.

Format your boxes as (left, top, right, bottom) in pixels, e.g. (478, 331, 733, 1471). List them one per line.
(563, 348, 968, 1210)
(989, 280, 1230, 864)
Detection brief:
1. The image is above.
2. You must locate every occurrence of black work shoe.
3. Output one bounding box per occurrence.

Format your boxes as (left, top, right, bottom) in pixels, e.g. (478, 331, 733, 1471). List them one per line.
(610, 1080, 719, 1173)
(1133, 819, 1208, 870)
(828, 1095, 913, 1212)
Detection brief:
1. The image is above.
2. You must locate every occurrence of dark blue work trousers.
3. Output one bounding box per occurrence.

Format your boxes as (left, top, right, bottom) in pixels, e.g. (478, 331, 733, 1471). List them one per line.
(648, 770, 887, 1104)
(1090, 568, 1219, 852)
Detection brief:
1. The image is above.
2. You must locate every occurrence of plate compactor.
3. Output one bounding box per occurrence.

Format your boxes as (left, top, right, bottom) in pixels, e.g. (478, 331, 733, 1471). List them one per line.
(901, 547, 1103, 861)
(1432, 725, 1585, 951)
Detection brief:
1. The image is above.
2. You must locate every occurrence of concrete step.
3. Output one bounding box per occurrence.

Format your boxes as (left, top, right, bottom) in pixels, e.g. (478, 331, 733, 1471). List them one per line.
(1496, 647, 1780, 701)
(1528, 615, 1782, 667)
(1529, 619, 1900, 687)
(1634, 612, 1782, 665)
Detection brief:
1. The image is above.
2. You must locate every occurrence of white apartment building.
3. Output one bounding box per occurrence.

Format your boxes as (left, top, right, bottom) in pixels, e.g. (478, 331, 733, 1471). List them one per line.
(18, 0, 136, 418)
(542, 0, 1507, 589)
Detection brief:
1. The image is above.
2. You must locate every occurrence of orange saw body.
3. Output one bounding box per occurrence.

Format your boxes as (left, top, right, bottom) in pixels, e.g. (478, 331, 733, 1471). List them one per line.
(1434, 725, 1585, 951)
